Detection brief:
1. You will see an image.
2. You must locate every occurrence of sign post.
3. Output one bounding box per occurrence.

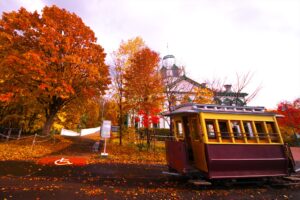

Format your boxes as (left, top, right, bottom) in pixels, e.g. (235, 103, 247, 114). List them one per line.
(101, 120, 111, 157)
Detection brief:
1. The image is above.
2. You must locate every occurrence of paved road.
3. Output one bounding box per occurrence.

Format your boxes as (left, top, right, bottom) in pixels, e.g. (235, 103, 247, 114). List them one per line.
(1, 160, 300, 199)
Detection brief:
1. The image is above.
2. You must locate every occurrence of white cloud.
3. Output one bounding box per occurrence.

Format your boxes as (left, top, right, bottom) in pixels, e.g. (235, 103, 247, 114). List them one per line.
(21, 0, 45, 12)
(1, 0, 299, 108)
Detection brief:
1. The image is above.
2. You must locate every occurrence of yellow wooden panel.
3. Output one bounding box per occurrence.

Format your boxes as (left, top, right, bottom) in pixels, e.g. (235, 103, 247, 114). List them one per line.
(192, 141, 208, 172)
(202, 113, 274, 121)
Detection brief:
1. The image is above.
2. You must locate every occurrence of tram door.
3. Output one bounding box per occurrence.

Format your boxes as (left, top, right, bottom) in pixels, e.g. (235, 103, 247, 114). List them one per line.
(182, 116, 194, 162)
(188, 115, 208, 173)
(165, 115, 196, 173)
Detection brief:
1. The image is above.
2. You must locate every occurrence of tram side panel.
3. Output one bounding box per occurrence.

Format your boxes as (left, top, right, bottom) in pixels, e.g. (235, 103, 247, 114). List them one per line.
(199, 112, 289, 179)
(205, 144, 288, 179)
(165, 140, 192, 173)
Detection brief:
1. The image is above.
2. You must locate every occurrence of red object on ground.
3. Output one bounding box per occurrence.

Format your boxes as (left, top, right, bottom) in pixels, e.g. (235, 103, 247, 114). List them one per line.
(37, 156, 87, 166)
(290, 147, 300, 171)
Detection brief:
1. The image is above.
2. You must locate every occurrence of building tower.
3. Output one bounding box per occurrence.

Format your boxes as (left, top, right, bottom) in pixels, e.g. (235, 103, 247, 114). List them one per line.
(160, 55, 185, 80)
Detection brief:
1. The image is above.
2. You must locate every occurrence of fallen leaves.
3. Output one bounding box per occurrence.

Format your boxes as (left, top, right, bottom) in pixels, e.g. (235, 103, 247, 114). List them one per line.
(0, 135, 72, 161)
(79, 186, 105, 196)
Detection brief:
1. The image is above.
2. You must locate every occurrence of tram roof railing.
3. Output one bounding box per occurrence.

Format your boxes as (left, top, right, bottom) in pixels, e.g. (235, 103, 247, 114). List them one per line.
(162, 103, 274, 116)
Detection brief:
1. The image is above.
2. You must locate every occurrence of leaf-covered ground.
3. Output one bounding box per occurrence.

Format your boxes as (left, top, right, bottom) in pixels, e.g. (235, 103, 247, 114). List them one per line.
(0, 133, 166, 164)
(1, 133, 300, 199)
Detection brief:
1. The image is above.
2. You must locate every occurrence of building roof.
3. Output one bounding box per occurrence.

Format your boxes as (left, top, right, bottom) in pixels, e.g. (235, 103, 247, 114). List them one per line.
(167, 75, 202, 89)
(215, 91, 248, 97)
(163, 54, 175, 60)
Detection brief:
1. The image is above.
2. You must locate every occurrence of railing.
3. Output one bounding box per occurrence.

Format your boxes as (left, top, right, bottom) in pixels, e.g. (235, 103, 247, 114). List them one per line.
(0, 128, 25, 141)
(207, 132, 281, 143)
(31, 133, 55, 150)
(0, 127, 55, 151)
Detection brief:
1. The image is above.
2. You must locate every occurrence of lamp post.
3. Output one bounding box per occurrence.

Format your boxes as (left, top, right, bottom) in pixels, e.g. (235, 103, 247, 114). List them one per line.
(101, 99, 106, 122)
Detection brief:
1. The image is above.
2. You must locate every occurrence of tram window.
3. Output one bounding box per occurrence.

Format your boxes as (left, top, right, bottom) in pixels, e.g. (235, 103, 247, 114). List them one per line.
(219, 121, 230, 139)
(243, 121, 254, 139)
(175, 121, 184, 138)
(231, 121, 242, 138)
(266, 122, 276, 133)
(255, 122, 266, 139)
(205, 120, 216, 139)
(190, 118, 200, 140)
(266, 122, 279, 142)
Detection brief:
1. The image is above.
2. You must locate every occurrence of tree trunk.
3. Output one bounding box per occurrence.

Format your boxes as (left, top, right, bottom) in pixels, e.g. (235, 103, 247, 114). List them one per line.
(42, 113, 56, 135)
(146, 127, 150, 148)
(146, 111, 150, 148)
(41, 98, 62, 135)
(119, 99, 123, 145)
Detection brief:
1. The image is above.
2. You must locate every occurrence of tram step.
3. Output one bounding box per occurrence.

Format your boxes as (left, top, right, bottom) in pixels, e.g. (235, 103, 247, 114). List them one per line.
(162, 171, 181, 176)
(283, 176, 300, 181)
(188, 179, 212, 186)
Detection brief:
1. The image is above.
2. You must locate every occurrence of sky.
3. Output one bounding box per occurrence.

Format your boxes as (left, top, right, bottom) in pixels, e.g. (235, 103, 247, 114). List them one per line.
(1, 0, 299, 109)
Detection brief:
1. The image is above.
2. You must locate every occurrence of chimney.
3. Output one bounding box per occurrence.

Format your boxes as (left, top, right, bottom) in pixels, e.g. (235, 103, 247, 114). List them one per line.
(224, 84, 232, 92)
(201, 83, 207, 88)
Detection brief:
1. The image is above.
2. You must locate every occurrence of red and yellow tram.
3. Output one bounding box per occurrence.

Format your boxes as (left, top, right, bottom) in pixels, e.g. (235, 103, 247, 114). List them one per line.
(163, 103, 299, 179)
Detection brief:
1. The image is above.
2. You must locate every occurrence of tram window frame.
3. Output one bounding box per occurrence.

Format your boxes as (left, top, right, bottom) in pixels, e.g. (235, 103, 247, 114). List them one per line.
(231, 121, 242, 139)
(255, 121, 267, 139)
(266, 121, 279, 142)
(243, 121, 255, 139)
(218, 120, 230, 140)
(171, 120, 175, 137)
(175, 121, 184, 139)
(205, 120, 216, 139)
(189, 117, 200, 140)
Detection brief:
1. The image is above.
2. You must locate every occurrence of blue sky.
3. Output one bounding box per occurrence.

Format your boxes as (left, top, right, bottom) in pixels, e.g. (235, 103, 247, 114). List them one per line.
(1, 0, 299, 108)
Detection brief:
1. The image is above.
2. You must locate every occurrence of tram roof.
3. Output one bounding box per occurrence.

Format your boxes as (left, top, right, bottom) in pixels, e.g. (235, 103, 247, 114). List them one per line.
(162, 103, 276, 116)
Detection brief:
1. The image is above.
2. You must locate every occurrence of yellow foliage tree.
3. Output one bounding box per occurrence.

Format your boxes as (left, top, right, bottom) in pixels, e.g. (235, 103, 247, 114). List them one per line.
(193, 87, 215, 104)
(111, 37, 145, 145)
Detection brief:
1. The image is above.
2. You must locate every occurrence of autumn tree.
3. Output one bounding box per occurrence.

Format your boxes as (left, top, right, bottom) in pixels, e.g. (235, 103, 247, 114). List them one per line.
(98, 97, 118, 125)
(124, 47, 164, 147)
(205, 71, 261, 106)
(0, 6, 110, 135)
(192, 87, 215, 104)
(276, 98, 300, 145)
(111, 37, 145, 145)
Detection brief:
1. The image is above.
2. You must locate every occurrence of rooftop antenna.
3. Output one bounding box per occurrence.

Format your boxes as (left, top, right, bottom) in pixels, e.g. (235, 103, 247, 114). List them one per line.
(166, 42, 169, 54)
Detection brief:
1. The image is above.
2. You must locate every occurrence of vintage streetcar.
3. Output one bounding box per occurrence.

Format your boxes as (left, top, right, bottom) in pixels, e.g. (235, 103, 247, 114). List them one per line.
(163, 103, 300, 181)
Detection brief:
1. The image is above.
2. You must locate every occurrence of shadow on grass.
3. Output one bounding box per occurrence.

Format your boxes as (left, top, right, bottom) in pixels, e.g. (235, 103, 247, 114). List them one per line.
(48, 135, 99, 156)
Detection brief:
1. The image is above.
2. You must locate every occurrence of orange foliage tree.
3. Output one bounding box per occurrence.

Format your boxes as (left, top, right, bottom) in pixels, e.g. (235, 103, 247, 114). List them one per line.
(276, 98, 300, 144)
(0, 6, 110, 135)
(124, 47, 164, 146)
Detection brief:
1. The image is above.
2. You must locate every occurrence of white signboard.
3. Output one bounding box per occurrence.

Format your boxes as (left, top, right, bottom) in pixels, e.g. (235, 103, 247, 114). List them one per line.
(101, 120, 111, 138)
